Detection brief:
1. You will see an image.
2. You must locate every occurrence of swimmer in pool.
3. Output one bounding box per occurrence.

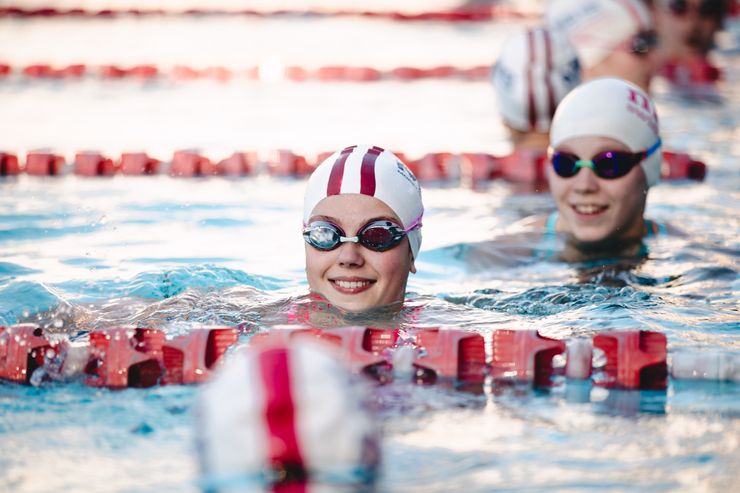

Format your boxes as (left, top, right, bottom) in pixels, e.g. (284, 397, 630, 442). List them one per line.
(301, 145, 424, 314)
(546, 0, 660, 93)
(460, 77, 669, 268)
(538, 77, 668, 261)
(491, 26, 580, 153)
(648, 0, 729, 87)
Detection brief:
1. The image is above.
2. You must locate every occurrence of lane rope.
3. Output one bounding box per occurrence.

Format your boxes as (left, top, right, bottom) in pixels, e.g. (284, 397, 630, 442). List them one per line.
(0, 62, 492, 82)
(0, 149, 708, 183)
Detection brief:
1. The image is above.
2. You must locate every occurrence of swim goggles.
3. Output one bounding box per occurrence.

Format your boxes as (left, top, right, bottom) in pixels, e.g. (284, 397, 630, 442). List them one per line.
(628, 30, 659, 56)
(662, 0, 727, 21)
(549, 139, 662, 179)
(302, 218, 420, 252)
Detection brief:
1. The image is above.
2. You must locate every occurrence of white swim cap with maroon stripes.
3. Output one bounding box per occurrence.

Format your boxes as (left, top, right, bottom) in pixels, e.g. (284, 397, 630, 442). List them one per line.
(550, 77, 662, 187)
(492, 27, 580, 133)
(546, 0, 653, 68)
(303, 145, 424, 259)
(197, 339, 379, 490)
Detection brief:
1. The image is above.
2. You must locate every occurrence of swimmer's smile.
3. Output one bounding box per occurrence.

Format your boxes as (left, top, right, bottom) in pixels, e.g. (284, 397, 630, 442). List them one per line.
(571, 203, 609, 218)
(329, 277, 376, 294)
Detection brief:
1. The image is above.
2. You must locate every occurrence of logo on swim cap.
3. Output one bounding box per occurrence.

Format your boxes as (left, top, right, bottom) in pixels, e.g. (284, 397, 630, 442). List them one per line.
(626, 87, 659, 135)
(395, 161, 418, 186)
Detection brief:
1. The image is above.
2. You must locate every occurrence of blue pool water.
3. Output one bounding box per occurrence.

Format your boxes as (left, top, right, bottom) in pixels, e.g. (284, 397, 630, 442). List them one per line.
(1, 2, 739, 492)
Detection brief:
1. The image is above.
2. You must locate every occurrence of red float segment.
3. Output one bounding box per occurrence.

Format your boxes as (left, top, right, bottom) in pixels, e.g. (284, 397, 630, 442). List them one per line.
(266, 150, 315, 177)
(285, 66, 309, 81)
(99, 64, 159, 79)
(315, 326, 397, 381)
(0, 324, 56, 384)
(413, 328, 486, 384)
(0, 152, 20, 175)
(389, 66, 429, 80)
(459, 153, 502, 185)
(592, 330, 667, 390)
(662, 151, 706, 181)
(25, 151, 66, 175)
(85, 327, 165, 388)
(99, 64, 128, 78)
(405, 153, 450, 182)
(249, 325, 325, 347)
(490, 329, 566, 386)
(170, 150, 220, 177)
(74, 151, 117, 176)
(456, 65, 491, 80)
(499, 149, 548, 183)
(120, 152, 160, 175)
(0, 63, 11, 77)
(218, 151, 256, 176)
(161, 327, 238, 385)
(251, 326, 396, 381)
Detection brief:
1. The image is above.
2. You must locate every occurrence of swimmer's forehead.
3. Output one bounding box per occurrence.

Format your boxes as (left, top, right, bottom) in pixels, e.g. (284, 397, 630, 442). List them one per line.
(553, 135, 631, 152)
(308, 194, 401, 224)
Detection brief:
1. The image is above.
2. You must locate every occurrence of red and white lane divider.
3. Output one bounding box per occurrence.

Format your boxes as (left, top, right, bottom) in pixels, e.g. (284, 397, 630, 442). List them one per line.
(0, 62, 492, 82)
(0, 5, 539, 21)
(0, 148, 709, 183)
(2, 323, 737, 390)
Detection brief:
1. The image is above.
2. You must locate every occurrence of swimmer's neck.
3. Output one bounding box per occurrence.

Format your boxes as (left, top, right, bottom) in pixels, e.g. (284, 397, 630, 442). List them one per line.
(305, 291, 405, 318)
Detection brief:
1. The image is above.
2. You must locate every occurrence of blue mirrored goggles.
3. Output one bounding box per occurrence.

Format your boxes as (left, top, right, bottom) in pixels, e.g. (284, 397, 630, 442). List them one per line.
(550, 139, 662, 179)
(302, 219, 419, 252)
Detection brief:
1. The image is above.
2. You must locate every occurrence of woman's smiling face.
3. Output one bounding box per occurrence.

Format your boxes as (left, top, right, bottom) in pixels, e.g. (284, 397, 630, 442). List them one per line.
(304, 194, 415, 313)
(547, 135, 648, 245)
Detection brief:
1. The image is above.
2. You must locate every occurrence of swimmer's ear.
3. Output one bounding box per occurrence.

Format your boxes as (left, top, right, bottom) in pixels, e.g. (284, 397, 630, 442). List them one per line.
(409, 250, 416, 274)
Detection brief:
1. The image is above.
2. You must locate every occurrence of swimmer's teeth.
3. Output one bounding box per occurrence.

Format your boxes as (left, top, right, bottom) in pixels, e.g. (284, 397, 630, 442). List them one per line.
(336, 280, 370, 289)
(574, 204, 604, 214)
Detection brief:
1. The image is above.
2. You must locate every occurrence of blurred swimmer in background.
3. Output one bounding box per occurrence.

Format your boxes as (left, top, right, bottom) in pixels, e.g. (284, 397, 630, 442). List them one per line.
(546, 0, 661, 93)
(647, 0, 730, 88)
(491, 26, 581, 153)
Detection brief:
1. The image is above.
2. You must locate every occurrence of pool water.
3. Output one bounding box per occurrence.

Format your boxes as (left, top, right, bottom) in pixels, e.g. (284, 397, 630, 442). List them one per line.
(1, 2, 739, 492)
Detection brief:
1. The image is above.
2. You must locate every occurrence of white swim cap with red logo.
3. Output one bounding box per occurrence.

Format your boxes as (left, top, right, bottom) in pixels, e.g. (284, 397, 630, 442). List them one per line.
(197, 339, 379, 491)
(550, 77, 662, 187)
(546, 0, 653, 68)
(303, 145, 424, 258)
(492, 27, 580, 133)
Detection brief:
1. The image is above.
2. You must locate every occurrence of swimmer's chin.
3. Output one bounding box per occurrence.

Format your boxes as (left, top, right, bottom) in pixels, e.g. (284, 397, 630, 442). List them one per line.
(562, 234, 647, 262)
(307, 290, 404, 316)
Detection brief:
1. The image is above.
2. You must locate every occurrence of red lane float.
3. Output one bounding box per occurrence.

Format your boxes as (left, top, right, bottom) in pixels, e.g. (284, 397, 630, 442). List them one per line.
(170, 150, 219, 177)
(85, 327, 165, 388)
(592, 330, 667, 390)
(490, 329, 566, 386)
(120, 152, 160, 175)
(662, 151, 707, 181)
(217, 151, 256, 176)
(25, 151, 65, 176)
(75, 151, 116, 176)
(0, 325, 56, 384)
(0, 152, 20, 176)
(413, 328, 486, 385)
(251, 326, 396, 381)
(161, 327, 238, 384)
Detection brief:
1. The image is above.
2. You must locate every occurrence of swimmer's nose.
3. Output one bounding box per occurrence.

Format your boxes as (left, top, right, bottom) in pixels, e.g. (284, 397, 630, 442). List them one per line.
(572, 167, 600, 193)
(336, 241, 365, 267)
